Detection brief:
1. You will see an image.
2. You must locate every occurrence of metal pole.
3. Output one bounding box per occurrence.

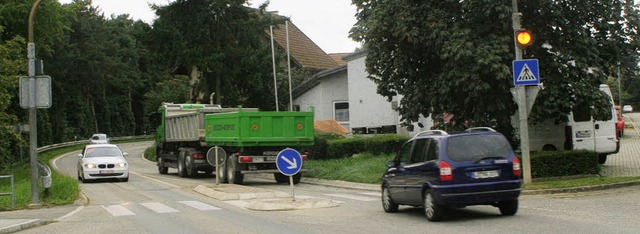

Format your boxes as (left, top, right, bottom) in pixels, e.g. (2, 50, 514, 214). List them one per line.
(512, 0, 532, 184)
(289, 175, 295, 201)
(286, 21, 293, 112)
(270, 25, 279, 112)
(618, 64, 622, 107)
(28, 0, 44, 207)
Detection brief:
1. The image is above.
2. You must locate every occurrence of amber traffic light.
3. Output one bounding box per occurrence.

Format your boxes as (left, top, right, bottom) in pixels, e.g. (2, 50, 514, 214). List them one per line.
(516, 30, 533, 48)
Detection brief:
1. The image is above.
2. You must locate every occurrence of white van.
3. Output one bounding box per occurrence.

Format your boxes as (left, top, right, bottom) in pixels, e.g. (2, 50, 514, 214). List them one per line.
(528, 84, 619, 164)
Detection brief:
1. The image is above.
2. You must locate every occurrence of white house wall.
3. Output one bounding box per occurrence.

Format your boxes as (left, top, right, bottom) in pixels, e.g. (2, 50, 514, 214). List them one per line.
(346, 54, 400, 131)
(293, 71, 348, 121)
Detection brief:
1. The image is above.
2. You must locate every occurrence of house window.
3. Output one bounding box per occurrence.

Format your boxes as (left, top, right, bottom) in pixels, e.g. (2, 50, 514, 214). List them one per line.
(334, 102, 349, 122)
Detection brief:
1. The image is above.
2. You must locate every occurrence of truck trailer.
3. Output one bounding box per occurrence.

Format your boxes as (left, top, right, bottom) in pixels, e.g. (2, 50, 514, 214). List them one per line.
(154, 103, 315, 184)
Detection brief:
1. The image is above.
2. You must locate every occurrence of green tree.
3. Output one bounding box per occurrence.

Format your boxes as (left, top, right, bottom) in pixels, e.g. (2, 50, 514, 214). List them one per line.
(350, 0, 639, 140)
(149, 0, 286, 110)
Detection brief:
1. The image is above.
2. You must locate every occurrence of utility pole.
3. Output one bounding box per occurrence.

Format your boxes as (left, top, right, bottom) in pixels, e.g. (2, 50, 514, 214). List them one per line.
(512, 0, 533, 184)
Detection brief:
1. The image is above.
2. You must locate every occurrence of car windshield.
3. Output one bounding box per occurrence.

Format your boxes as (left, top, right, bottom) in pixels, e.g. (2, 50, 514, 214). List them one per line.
(446, 134, 513, 161)
(85, 147, 121, 158)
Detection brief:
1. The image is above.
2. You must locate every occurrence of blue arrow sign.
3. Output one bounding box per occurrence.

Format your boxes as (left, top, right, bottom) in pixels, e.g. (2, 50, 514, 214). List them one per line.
(513, 59, 540, 86)
(276, 148, 303, 176)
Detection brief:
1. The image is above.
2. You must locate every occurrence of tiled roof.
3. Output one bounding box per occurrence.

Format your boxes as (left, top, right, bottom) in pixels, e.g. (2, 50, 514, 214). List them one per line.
(328, 53, 351, 66)
(314, 120, 349, 134)
(270, 21, 339, 70)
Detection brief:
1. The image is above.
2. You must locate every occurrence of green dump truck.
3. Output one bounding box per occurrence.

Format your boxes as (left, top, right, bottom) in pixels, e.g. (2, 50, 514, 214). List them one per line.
(154, 103, 314, 184)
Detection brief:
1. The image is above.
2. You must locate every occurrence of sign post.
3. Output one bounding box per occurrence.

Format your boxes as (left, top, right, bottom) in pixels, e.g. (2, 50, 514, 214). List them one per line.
(276, 148, 303, 201)
(206, 146, 226, 185)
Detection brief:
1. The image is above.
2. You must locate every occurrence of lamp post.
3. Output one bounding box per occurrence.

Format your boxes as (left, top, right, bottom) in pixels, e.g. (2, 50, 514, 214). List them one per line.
(27, 0, 44, 207)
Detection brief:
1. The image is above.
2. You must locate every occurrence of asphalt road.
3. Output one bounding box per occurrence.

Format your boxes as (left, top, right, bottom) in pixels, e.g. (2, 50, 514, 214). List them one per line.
(12, 114, 640, 234)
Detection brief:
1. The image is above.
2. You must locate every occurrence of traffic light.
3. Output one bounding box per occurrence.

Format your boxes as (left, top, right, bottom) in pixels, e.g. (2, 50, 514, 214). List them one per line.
(515, 30, 533, 48)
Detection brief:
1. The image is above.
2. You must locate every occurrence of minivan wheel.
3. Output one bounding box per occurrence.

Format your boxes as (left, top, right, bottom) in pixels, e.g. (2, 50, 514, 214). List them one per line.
(424, 190, 444, 221)
(498, 199, 518, 216)
(598, 154, 608, 164)
(382, 184, 399, 213)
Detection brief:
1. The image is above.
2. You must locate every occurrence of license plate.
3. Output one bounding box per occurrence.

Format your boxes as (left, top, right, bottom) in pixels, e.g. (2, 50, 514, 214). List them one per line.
(100, 170, 114, 174)
(253, 157, 264, 163)
(473, 170, 499, 179)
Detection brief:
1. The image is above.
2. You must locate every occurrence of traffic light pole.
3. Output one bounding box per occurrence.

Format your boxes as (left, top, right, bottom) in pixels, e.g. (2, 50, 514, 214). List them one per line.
(27, 0, 44, 207)
(512, 0, 532, 184)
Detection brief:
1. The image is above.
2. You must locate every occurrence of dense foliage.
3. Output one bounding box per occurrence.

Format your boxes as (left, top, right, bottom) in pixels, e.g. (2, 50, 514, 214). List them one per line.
(350, 0, 639, 140)
(0, 0, 295, 171)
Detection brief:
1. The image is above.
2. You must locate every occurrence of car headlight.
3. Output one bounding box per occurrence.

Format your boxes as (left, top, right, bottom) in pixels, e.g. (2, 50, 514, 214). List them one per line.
(84, 164, 97, 169)
(116, 163, 127, 168)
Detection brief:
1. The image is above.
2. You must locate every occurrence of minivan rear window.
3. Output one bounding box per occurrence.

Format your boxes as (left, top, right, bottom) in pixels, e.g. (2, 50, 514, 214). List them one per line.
(446, 134, 513, 161)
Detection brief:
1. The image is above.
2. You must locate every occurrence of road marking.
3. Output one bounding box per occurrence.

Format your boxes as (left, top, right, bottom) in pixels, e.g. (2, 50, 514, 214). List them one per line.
(360, 192, 380, 197)
(130, 171, 179, 188)
(325, 193, 378, 202)
(140, 202, 179, 213)
(179, 201, 221, 211)
(101, 205, 135, 216)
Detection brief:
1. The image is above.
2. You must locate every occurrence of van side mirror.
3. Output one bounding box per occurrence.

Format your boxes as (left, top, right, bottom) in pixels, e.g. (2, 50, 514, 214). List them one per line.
(123, 152, 128, 157)
(77, 154, 83, 158)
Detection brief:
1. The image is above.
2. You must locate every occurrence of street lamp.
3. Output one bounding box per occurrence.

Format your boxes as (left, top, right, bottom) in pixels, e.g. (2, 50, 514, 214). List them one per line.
(27, 0, 44, 207)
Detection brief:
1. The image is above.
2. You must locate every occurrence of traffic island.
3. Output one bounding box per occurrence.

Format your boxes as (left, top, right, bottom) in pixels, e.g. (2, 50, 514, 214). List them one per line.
(194, 184, 290, 201)
(245, 197, 340, 211)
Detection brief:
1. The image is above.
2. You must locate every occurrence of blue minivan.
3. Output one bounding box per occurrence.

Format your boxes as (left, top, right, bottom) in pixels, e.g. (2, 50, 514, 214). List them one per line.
(381, 127, 522, 221)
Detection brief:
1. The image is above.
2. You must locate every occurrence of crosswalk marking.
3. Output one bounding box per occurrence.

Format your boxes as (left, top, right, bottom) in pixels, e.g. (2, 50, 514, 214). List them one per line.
(140, 202, 179, 213)
(101, 205, 135, 216)
(179, 201, 221, 211)
(325, 193, 378, 202)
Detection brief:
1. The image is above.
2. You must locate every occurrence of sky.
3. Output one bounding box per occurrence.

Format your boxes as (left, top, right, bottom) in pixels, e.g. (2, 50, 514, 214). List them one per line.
(57, 0, 361, 54)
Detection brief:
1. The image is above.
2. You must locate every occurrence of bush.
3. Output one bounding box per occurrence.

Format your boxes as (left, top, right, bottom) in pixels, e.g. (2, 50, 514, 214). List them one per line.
(327, 134, 409, 159)
(307, 131, 346, 159)
(529, 150, 600, 178)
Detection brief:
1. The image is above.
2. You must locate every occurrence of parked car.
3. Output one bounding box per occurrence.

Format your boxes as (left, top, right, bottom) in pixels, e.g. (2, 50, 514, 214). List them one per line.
(89, 133, 110, 144)
(77, 144, 129, 182)
(381, 127, 521, 221)
(623, 105, 633, 113)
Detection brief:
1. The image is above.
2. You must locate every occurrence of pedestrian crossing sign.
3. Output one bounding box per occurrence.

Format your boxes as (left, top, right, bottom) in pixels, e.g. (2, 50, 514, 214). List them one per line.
(513, 59, 539, 86)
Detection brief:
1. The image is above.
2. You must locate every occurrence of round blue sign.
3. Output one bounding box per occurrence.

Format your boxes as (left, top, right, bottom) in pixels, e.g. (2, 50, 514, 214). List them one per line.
(276, 148, 303, 176)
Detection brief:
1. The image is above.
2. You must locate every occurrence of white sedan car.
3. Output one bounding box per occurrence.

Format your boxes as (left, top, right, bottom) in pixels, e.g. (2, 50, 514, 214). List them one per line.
(77, 144, 129, 183)
(623, 105, 633, 113)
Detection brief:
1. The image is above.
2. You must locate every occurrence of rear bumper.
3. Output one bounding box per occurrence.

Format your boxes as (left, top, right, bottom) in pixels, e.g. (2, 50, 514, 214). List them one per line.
(431, 180, 521, 205)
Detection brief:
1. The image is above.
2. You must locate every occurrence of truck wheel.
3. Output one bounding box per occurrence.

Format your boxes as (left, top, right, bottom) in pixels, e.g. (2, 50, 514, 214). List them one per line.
(274, 173, 288, 183)
(185, 151, 198, 177)
(157, 157, 168, 174)
(217, 157, 228, 183)
(292, 173, 302, 184)
(177, 153, 187, 177)
(226, 155, 244, 184)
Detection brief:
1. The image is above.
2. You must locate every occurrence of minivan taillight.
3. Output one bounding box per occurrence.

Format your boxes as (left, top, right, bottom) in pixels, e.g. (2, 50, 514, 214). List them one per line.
(513, 156, 521, 176)
(439, 160, 453, 181)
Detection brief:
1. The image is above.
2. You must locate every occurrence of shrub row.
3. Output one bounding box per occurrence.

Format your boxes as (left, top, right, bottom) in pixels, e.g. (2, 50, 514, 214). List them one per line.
(309, 133, 409, 160)
(528, 150, 600, 178)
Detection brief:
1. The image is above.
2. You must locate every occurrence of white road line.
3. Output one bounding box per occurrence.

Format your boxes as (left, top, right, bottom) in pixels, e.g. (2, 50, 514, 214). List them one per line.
(140, 202, 179, 213)
(360, 192, 380, 197)
(101, 205, 135, 216)
(324, 193, 378, 202)
(179, 201, 221, 211)
(130, 171, 179, 188)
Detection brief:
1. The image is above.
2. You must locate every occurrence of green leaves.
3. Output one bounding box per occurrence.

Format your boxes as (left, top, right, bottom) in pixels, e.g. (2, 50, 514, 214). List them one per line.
(351, 0, 638, 143)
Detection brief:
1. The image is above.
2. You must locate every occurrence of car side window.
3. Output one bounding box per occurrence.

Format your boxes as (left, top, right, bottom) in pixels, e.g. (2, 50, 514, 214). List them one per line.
(397, 141, 413, 164)
(425, 139, 438, 161)
(410, 139, 428, 164)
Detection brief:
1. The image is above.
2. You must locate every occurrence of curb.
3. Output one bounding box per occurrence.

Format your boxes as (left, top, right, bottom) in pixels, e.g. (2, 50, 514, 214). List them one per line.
(0, 219, 49, 234)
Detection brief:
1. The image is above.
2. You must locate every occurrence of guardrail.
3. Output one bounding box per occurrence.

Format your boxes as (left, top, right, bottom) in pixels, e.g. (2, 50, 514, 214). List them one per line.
(0, 175, 15, 208)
